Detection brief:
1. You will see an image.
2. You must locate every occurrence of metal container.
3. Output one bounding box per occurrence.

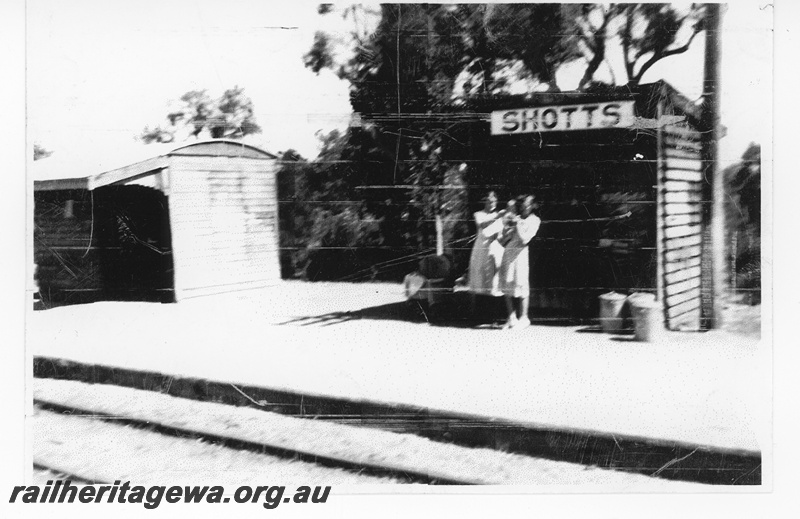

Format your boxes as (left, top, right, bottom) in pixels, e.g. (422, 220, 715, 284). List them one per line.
(632, 299, 664, 342)
(599, 292, 627, 333)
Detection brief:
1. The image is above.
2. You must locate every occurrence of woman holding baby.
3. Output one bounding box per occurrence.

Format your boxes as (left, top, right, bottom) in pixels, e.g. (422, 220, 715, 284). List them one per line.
(466, 192, 540, 329)
(497, 194, 540, 330)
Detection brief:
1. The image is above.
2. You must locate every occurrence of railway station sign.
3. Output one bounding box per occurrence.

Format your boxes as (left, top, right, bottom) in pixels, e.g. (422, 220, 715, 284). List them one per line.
(490, 100, 636, 136)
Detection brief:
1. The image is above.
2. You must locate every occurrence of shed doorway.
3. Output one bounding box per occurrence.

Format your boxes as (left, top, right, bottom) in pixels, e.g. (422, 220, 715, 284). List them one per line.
(94, 185, 175, 302)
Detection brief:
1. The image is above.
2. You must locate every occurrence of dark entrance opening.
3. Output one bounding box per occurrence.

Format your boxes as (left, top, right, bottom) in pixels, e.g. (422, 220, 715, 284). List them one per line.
(94, 185, 175, 302)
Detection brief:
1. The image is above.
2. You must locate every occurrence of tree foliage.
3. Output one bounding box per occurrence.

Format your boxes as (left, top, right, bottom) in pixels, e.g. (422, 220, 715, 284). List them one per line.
(307, 3, 707, 96)
(724, 143, 761, 303)
(139, 86, 261, 144)
(34, 144, 52, 161)
(616, 4, 706, 86)
(276, 132, 388, 280)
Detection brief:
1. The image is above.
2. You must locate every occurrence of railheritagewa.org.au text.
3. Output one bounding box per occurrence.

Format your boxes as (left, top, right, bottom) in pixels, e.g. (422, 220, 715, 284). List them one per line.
(9, 480, 331, 509)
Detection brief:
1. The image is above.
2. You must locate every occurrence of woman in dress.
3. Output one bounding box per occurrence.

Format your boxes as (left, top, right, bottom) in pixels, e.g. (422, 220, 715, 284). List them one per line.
(467, 191, 505, 315)
(499, 195, 541, 329)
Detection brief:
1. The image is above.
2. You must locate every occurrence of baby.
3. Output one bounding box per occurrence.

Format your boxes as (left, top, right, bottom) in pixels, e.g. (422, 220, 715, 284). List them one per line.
(498, 199, 518, 247)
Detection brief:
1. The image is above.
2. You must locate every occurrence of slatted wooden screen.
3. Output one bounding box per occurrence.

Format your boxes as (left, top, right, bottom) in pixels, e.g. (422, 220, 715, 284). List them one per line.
(659, 122, 705, 330)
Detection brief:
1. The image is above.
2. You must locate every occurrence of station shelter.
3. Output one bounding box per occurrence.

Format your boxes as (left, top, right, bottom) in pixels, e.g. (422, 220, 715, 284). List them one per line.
(32, 140, 280, 306)
(447, 81, 713, 330)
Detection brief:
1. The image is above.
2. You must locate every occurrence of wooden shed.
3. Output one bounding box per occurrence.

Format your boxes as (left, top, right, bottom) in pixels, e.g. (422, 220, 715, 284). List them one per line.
(33, 139, 280, 305)
(453, 81, 713, 331)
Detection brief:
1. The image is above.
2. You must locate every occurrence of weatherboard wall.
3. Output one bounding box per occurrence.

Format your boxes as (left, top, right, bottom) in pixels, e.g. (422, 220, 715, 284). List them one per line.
(33, 189, 102, 303)
(167, 154, 281, 301)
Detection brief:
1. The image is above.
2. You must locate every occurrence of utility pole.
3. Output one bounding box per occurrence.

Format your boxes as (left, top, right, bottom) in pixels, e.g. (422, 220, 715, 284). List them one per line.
(701, 3, 725, 329)
(426, 9, 445, 258)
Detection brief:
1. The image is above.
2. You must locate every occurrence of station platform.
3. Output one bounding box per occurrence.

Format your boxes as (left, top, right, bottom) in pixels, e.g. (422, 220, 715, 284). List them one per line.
(27, 281, 767, 484)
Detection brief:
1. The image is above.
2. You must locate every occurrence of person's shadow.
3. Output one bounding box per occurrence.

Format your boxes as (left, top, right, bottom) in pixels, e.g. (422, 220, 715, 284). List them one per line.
(279, 292, 590, 329)
(277, 300, 429, 327)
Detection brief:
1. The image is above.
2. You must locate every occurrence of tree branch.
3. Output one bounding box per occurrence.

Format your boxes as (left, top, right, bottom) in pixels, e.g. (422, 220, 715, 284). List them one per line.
(578, 23, 607, 90)
(579, 34, 596, 55)
(633, 23, 702, 83)
(576, 17, 597, 45)
(662, 24, 702, 59)
(619, 6, 635, 82)
(632, 51, 663, 84)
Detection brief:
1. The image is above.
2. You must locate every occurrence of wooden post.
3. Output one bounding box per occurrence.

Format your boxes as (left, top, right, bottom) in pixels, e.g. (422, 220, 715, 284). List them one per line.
(435, 213, 444, 256)
(700, 3, 725, 329)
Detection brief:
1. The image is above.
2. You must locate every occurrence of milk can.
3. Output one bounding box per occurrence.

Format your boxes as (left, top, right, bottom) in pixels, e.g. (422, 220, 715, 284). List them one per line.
(631, 298, 664, 342)
(598, 292, 627, 333)
(623, 292, 656, 330)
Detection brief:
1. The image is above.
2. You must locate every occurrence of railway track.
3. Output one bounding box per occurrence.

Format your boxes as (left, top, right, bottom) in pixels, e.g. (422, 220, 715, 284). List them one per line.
(32, 405, 406, 486)
(32, 377, 713, 489)
(34, 357, 762, 486)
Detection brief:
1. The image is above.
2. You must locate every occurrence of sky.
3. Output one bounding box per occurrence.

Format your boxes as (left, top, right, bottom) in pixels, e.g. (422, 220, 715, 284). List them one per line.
(27, 1, 773, 165)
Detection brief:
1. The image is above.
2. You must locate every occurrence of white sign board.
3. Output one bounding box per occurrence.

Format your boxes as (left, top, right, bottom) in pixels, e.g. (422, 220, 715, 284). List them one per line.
(490, 100, 636, 136)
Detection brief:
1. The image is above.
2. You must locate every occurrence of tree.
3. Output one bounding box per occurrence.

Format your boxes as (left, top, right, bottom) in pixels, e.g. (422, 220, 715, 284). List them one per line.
(33, 144, 52, 161)
(616, 4, 706, 86)
(276, 148, 309, 278)
(275, 131, 387, 280)
(564, 4, 622, 90)
(459, 3, 578, 93)
(139, 86, 261, 144)
(724, 143, 761, 303)
(303, 5, 382, 81)
(214, 86, 261, 138)
(307, 3, 708, 96)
